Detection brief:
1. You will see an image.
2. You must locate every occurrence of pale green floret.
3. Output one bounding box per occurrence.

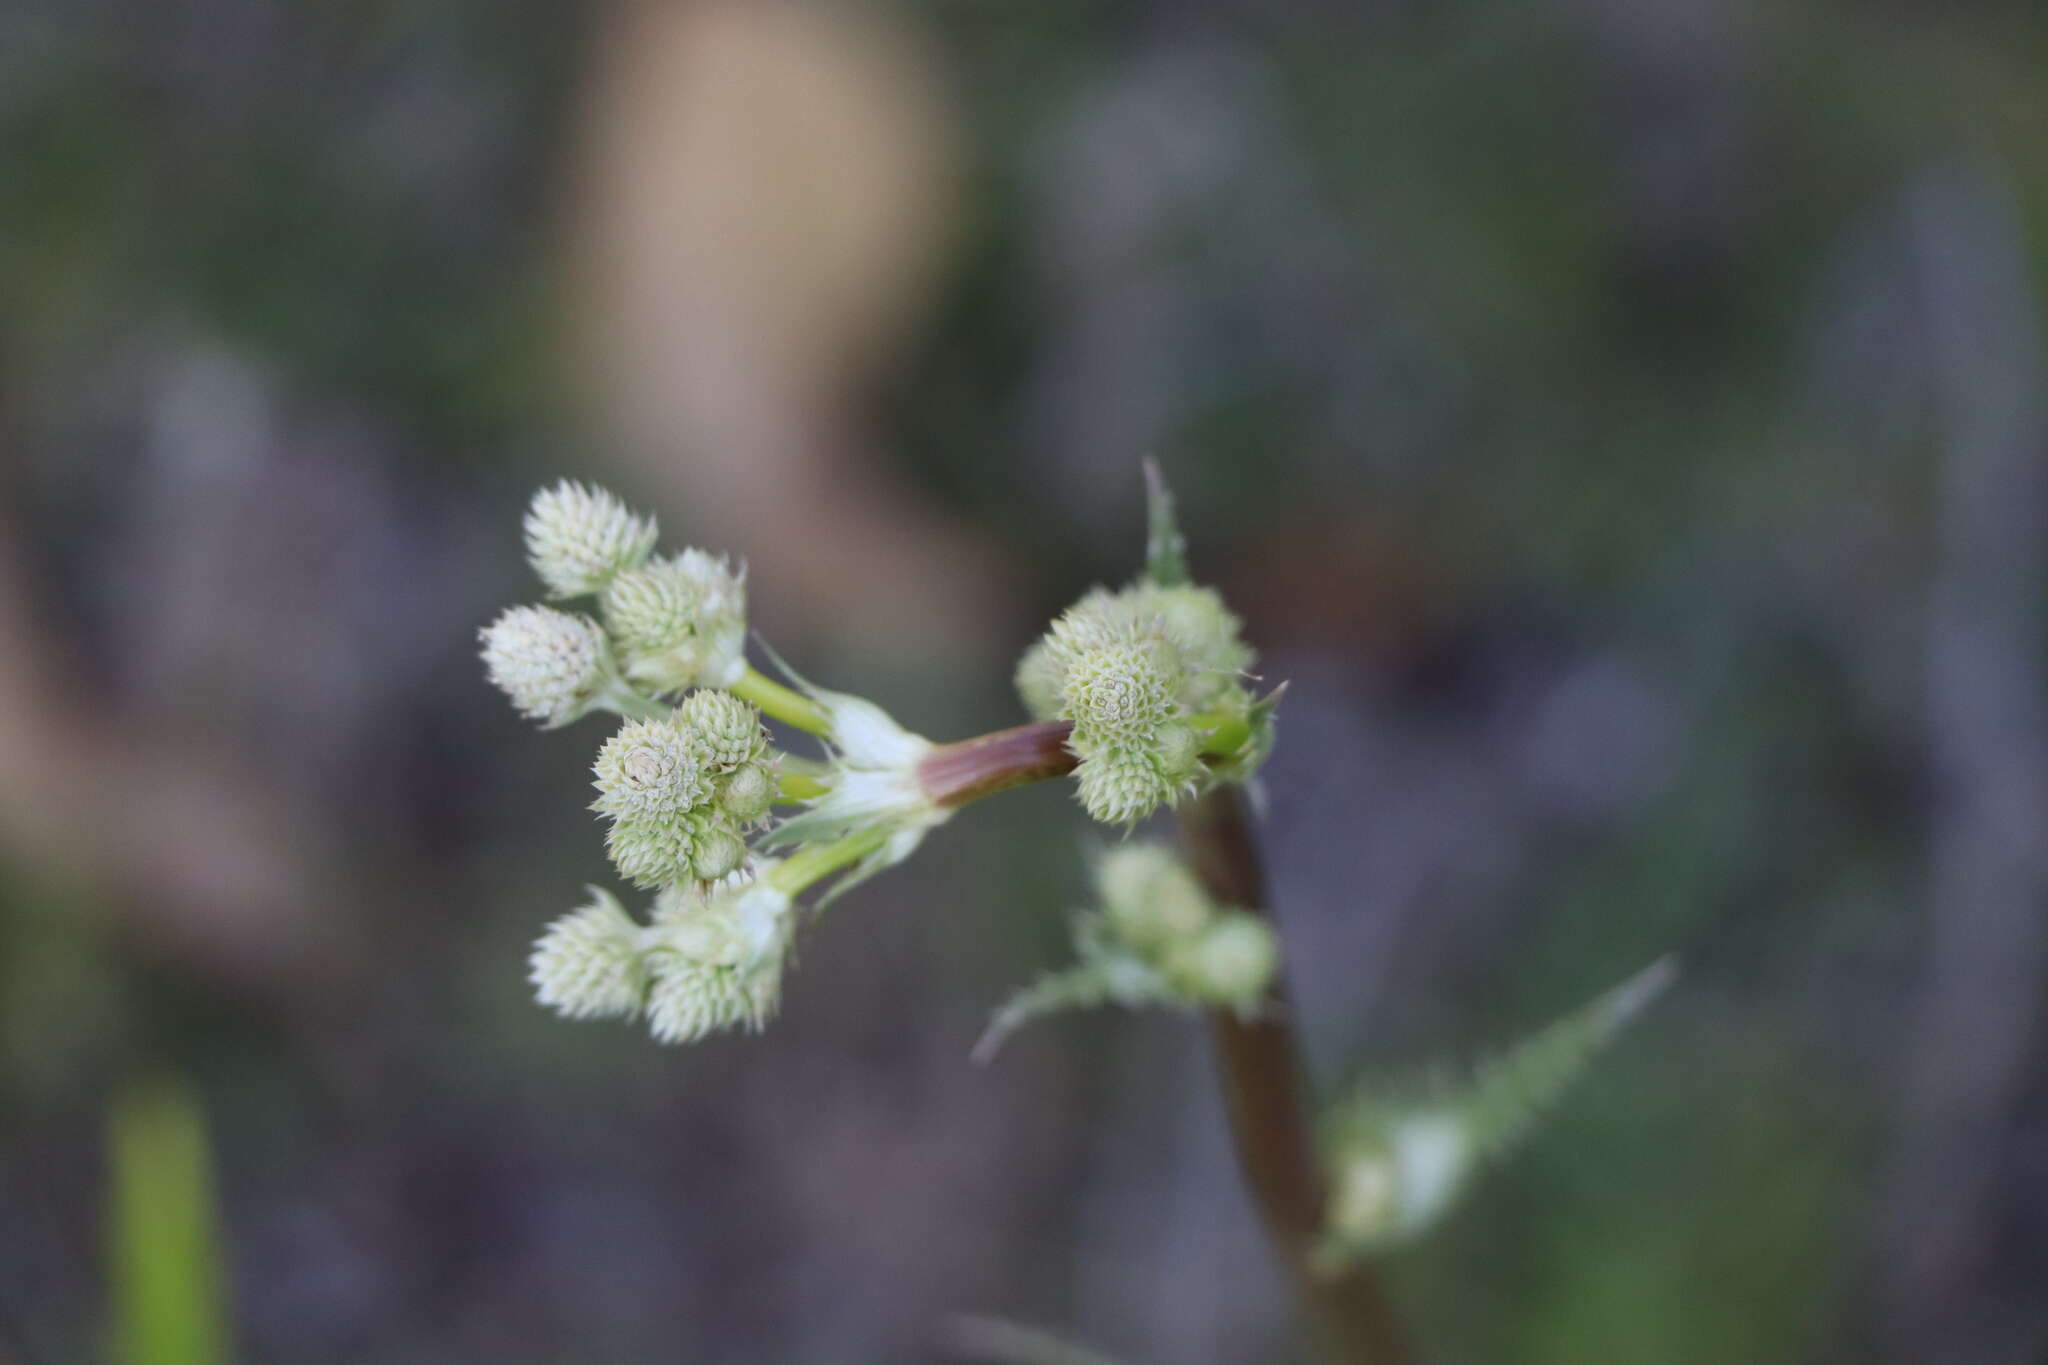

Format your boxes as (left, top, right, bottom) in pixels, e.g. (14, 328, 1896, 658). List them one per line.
(719, 764, 774, 822)
(529, 888, 647, 1020)
(604, 816, 697, 889)
(1120, 582, 1254, 711)
(524, 480, 658, 599)
(1014, 638, 1064, 722)
(1164, 913, 1278, 1004)
(1098, 843, 1214, 953)
(592, 716, 708, 820)
(689, 827, 748, 883)
(1063, 635, 1179, 741)
(641, 873, 796, 1043)
(601, 549, 748, 692)
(479, 605, 618, 728)
(1073, 736, 1198, 827)
(675, 689, 769, 772)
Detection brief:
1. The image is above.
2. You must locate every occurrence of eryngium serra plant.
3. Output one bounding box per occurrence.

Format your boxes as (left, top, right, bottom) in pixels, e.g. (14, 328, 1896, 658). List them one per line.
(482, 466, 1673, 1365)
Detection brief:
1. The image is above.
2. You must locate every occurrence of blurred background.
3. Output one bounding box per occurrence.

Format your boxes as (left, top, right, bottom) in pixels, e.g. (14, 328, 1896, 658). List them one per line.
(2, 1, 2046, 1362)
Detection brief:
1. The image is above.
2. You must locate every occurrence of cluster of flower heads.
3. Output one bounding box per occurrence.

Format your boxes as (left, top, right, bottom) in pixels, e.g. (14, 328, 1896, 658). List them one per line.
(974, 843, 1279, 1060)
(480, 482, 748, 730)
(1315, 958, 1675, 1264)
(483, 472, 1284, 1050)
(594, 690, 776, 888)
(1015, 579, 1271, 826)
(528, 875, 797, 1044)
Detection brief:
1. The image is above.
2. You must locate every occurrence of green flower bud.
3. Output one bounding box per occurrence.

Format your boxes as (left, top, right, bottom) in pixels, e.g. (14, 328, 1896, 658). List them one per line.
(601, 549, 748, 692)
(641, 874, 795, 1044)
(524, 481, 658, 599)
(1164, 914, 1278, 1005)
(690, 828, 747, 882)
(529, 888, 646, 1020)
(1121, 582, 1253, 711)
(1097, 844, 1214, 953)
(592, 717, 708, 820)
(480, 605, 618, 728)
(604, 815, 697, 889)
(1013, 638, 1065, 722)
(719, 764, 774, 823)
(1073, 743, 1195, 827)
(674, 689, 769, 772)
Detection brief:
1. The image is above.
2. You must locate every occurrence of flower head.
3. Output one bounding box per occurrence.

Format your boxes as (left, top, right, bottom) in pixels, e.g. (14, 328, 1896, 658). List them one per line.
(524, 481, 658, 598)
(641, 872, 796, 1043)
(1025, 595, 1208, 825)
(601, 549, 748, 692)
(1013, 470, 1273, 826)
(592, 716, 708, 820)
(529, 888, 647, 1020)
(592, 698, 777, 888)
(480, 605, 620, 728)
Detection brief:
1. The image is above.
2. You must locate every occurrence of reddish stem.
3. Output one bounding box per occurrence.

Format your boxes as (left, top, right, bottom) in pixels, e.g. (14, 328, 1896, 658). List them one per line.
(1179, 787, 1416, 1365)
(919, 720, 1077, 808)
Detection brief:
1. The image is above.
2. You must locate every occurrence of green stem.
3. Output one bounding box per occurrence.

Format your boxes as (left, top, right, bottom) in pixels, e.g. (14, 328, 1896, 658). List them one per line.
(778, 770, 831, 802)
(731, 666, 833, 736)
(768, 827, 889, 898)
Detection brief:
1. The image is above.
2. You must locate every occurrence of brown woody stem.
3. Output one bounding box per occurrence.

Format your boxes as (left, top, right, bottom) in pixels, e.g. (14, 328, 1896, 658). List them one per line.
(920, 720, 1079, 808)
(913, 714, 1417, 1361)
(1178, 786, 1416, 1365)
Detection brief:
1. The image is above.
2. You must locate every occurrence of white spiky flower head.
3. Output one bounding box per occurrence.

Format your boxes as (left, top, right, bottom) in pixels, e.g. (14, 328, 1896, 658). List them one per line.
(480, 604, 628, 728)
(592, 699, 777, 889)
(529, 887, 647, 1021)
(641, 870, 796, 1043)
(766, 680, 949, 897)
(592, 716, 708, 820)
(524, 480, 658, 599)
(601, 549, 748, 692)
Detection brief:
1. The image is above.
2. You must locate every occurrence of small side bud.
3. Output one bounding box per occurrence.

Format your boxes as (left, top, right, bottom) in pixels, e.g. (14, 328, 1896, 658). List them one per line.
(674, 689, 769, 772)
(978, 844, 1277, 1058)
(690, 828, 747, 882)
(524, 481, 658, 598)
(719, 764, 774, 823)
(480, 605, 616, 728)
(529, 888, 646, 1020)
(1165, 914, 1278, 1006)
(1097, 844, 1213, 954)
